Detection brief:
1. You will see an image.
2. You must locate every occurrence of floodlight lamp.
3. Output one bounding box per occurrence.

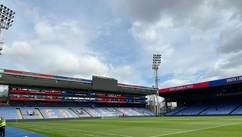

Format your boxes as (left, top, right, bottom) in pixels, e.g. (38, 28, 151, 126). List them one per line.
(0, 4, 15, 54)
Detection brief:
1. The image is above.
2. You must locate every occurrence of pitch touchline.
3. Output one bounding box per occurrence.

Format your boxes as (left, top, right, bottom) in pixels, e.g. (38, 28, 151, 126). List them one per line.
(150, 122, 242, 137)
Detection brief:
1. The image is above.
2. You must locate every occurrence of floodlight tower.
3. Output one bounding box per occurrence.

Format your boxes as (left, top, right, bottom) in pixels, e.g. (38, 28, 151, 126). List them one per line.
(0, 4, 15, 55)
(152, 54, 161, 115)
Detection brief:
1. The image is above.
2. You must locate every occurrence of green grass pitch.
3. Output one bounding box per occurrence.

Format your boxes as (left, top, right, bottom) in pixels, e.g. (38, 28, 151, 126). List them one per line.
(8, 116, 242, 137)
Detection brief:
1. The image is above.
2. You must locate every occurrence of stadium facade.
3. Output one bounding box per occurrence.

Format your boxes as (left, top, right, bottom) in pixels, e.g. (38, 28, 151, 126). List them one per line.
(160, 75, 242, 116)
(0, 69, 156, 120)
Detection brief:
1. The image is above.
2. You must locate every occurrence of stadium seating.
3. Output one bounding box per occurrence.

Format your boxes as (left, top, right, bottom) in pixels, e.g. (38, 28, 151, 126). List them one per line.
(71, 108, 91, 117)
(106, 107, 124, 116)
(165, 107, 186, 116)
(20, 107, 43, 119)
(165, 103, 242, 116)
(231, 105, 242, 115)
(39, 107, 78, 119)
(176, 105, 208, 115)
(134, 108, 155, 116)
(0, 107, 154, 120)
(201, 104, 239, 115)
(116, 108, 143, 116)
(95, 107, 122, 117)
(83, 107, 102, 117)
(0, 107, 18, 120)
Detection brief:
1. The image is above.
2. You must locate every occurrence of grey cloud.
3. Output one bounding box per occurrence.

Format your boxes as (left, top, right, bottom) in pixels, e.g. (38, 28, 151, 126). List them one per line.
(212, 0, 242, 14)
(109, 0, 242, 86)
(218, 52, 242, 69)
(204, 51, 242, 80)
(120, 0, 163, 22)
(110, 0, 203, 22)
(124, 0, 242, 85)
(110, 0, 242, 31)
(218, 26, 242, 54)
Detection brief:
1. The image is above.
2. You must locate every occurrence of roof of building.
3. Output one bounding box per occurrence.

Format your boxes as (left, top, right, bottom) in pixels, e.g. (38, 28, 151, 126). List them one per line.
(0, 68, 156, 95)
(159, 75, 242, 93)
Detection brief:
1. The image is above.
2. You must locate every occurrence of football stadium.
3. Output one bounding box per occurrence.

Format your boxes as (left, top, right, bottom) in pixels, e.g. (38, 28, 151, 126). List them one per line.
(1, 1, 242, 137)
(1, 69, 242, 137)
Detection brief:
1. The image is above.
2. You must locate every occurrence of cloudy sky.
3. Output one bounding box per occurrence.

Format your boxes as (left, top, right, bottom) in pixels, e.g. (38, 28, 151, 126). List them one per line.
(1, 0, 242, 88)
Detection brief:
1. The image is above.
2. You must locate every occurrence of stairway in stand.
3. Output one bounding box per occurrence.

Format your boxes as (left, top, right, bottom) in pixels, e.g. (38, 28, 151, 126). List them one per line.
(16, 108, 23, 119)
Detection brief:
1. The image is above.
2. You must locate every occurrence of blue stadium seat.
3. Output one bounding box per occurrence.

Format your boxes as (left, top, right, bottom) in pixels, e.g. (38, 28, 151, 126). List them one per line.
(165, 107, 186, 116)
(116, 108, 143, 116)
(20, 107, 43, 119)
(176, 105, 208, 115)
(230, 105, 242, 115)
(201, 104, 239, 115)
(0, 107, 18, 120)
(0, 106, 154, 120)
(134, 108, 155, 116)
(39, 107, 78, 119)
(71, 107, 91, 117)
(82, 107, 101, 117)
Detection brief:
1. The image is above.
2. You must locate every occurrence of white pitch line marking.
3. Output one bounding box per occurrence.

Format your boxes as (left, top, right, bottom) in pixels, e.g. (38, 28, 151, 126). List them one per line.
(100, 132, 133, 137)
(150, 122, 242, 137)
(155, 127, 184, 131)
(78, 129, 133, 137)
(80, 133, 97, 137)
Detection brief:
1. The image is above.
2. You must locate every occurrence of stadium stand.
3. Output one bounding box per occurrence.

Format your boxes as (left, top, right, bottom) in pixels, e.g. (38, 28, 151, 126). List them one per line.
(165, 107, 186, 116)
(0, 107, 18, 120)
(116, 107, 143, 116)
(0, 107, 154, 120)
(106, 107, 123, 116)
(83, 107, 101, 117)
(0, 69, 156, 120)
(200, 104, 239, 115)
(176, 105, 208, 115)
(231, 105, 242, 115)
(165, 103, 242, 116)
(20, 107, 43, 119)
(39, 107, 78, 119)
(71, 107, 91, 118)
(94, 107, 121, 117)
(160, 75, 242, 116)
(134, 108, 155, 116)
